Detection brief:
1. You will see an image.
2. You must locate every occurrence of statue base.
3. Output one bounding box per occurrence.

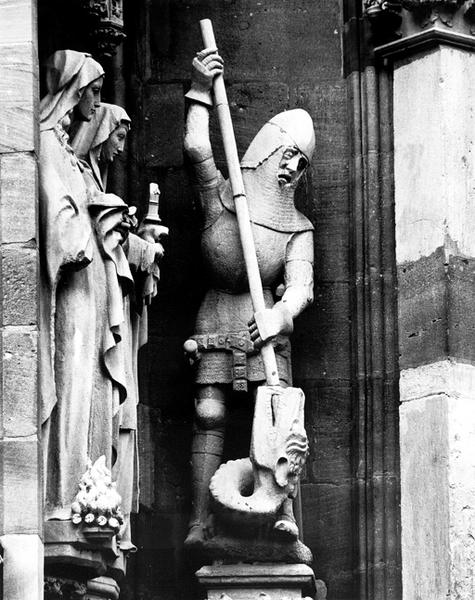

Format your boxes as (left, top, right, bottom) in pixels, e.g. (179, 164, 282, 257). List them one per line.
(188, 534, 313, 566)
(196, 563, 327, 600)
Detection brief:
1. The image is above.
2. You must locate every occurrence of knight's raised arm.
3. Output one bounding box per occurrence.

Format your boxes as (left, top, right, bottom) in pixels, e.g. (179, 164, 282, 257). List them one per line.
(184, 48, 223, 172)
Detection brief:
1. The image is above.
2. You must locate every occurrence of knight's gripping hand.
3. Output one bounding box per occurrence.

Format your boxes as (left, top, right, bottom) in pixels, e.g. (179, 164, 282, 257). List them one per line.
(185, 47, 224, 107)
(248, 302, 294, 348)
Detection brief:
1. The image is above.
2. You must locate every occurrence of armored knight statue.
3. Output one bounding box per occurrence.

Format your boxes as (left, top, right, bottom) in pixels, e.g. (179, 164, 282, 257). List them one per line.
(183, 48, 315, 557)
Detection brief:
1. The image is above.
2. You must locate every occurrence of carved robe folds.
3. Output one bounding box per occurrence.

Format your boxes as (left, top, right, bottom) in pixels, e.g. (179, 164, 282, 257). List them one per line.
(40, 126, 133, 529)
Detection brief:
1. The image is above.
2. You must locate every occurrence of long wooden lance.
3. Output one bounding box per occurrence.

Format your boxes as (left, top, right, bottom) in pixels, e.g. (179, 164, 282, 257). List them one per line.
(199, 18, 280, 386)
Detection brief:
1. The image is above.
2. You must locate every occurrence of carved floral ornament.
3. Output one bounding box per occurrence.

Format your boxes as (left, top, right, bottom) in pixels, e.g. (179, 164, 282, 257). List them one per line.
(71, 456, 124, 536)
(364, 0, 475, 48)
(81, 0, 126, 57)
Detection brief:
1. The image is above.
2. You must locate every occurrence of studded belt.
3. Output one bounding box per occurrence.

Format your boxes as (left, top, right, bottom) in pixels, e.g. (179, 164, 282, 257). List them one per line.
(191, 332, 255, 392)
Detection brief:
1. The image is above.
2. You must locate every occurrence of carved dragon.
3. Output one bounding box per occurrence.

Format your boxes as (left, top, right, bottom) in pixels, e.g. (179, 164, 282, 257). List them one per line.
(209, 386, 308, 528)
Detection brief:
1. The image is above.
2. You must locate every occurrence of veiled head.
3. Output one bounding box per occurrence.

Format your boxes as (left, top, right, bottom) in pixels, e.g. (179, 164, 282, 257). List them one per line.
(70, 103, 131, 161)
(40, 50, 105, 131)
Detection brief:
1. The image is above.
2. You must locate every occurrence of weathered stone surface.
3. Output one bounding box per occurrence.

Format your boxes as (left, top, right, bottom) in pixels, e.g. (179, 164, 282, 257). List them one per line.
(151, 1, 342, 83)
(303, 382, 352, 483)
(293, 282, 351, 381)
(311, 181, 350, 282)
(1, 329, 37, 438)
(397, 247, 447, 370)
(0, 534, 43, 600)
(210, 82, 290, 168)
(0, 0, 35, 44)
(300, 481, 353, 583)
(0, 41, 38, 153)
(395, 46, 475, 265)
(0, 152, 37, 243)
(1, 243, 37, 326)
(400, 359, 475, 402)
(400, 377, 475, 600)
(144, 83, 184, 168)
(1, 438, 40, 534)
(290, 82, 349, 161)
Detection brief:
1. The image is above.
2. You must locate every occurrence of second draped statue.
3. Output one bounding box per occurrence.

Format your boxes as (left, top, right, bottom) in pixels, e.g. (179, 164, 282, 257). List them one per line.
(39, 49, 165, 576)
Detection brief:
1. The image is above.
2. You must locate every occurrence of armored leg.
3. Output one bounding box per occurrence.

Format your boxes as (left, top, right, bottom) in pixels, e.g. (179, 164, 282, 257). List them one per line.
(185, 385, 227, 548)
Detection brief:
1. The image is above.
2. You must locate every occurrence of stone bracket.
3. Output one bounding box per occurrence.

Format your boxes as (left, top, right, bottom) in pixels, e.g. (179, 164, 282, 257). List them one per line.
(375, 26, 475, 58)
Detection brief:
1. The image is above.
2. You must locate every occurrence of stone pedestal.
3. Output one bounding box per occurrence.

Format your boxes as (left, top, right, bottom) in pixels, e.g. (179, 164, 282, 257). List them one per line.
(196, 564, 326, 600)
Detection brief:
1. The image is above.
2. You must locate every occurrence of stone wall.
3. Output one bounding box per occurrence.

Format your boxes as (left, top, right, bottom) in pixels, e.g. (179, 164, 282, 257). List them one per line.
(0, 0, 42, 597)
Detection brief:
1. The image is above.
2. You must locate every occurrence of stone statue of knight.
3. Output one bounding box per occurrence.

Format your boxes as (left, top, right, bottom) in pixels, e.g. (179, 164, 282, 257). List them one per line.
(183, 48, 315, 551)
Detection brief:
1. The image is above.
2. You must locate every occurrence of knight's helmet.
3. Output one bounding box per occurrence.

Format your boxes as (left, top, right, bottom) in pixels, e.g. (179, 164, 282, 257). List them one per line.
(240, 108, 316, 169)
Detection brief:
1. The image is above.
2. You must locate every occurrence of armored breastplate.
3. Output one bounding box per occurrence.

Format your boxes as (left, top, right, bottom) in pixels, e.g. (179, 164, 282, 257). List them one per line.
(201, 208, 289, 293)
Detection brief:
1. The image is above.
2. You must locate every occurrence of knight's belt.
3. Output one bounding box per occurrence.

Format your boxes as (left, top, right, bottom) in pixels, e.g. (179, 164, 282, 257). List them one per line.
(191, 331, 289, 392)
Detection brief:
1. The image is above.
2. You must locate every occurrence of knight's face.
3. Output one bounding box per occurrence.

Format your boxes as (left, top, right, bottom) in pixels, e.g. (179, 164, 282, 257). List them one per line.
(277, 146, 309, 187)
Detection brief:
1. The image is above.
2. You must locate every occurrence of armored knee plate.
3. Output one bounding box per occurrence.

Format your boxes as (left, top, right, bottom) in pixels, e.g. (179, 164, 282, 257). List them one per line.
(195, 395, 226, 430)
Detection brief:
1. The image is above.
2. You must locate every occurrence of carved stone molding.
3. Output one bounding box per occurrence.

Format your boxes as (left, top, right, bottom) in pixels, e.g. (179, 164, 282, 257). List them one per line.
(44, 576, 119, 600)
(403, 0, 465, 28)
(344, 5, 402, 600)
(364, 0, 475, 52)
(81, 0, 126, 58)
(364, 1, 403, 44)
(44, 577, 87, 600)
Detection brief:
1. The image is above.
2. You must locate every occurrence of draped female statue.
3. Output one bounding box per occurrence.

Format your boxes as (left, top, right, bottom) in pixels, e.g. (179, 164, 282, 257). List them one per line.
(39, 51, 139, 557)
(70, 102, 164, 552)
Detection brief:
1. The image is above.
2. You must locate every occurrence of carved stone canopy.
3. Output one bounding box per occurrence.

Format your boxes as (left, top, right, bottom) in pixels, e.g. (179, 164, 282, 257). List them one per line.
(81, 0, 126, 58)
(364, 0, 475, 55)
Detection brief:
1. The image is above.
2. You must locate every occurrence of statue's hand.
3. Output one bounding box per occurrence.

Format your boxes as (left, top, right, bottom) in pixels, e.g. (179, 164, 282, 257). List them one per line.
(137, 222, 169, 244)
(152, 242, 165, 263)
(186, 48, 223, 106)
(114, 211, 133, 244)
(248, 302, 294, 348)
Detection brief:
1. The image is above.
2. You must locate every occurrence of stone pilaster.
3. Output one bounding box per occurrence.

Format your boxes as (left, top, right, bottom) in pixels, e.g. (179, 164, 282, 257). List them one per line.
(344, 4, 402, 599)
(0, 0, 42, 598)
(364, 1, 475, 598)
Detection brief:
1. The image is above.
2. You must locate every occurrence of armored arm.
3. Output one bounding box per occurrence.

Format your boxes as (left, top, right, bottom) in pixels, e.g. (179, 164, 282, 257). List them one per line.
(184, 48, 224, 187)
(280, 230, 314, 318)
(249, 230, 314, 347)
(184, 102, 217, 186)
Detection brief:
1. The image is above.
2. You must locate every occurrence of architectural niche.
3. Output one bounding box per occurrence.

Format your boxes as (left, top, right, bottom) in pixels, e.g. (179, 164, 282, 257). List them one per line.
(81, 0, 126, 58)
